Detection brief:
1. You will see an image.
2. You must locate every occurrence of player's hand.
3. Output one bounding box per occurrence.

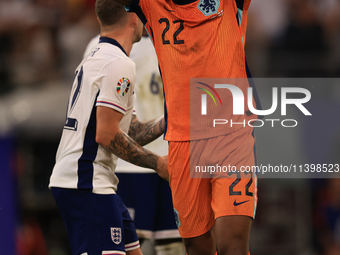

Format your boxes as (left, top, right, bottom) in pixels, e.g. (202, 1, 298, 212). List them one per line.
(156, 155, 169, 181)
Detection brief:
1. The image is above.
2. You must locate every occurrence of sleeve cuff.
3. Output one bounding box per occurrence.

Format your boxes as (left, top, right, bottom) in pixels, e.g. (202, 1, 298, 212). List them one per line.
(97, 101, 126, 114)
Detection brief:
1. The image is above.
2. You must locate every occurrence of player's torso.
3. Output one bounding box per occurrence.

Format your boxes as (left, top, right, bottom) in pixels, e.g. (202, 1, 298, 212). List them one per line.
(131, 37, 165, 122)
(50, 42, 136, 193)
(144, 0, 250, 140)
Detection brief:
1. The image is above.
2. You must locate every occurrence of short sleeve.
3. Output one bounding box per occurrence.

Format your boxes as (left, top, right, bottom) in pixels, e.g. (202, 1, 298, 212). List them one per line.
(96, 58, 136, 115)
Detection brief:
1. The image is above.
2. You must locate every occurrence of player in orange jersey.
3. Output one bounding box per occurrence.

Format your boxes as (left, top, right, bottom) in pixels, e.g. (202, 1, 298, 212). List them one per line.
(108, 0, 261, 254)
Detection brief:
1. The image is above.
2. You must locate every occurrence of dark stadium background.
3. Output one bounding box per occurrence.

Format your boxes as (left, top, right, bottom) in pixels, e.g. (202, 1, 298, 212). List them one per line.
(1, 0, 340, 254)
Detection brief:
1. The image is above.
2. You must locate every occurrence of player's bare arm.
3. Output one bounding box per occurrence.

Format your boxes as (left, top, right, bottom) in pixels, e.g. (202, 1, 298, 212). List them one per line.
(128, 115, 165, 146)
(96, 106, 169, 180)
(109, 130, 166, 172)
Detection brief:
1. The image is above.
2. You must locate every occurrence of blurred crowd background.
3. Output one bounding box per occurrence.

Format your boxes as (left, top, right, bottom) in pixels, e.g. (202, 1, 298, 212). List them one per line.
(1, 0, 340, 254)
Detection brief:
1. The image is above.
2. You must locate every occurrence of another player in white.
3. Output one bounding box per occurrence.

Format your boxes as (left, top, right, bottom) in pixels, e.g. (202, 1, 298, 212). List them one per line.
(49, 1, 167, 255)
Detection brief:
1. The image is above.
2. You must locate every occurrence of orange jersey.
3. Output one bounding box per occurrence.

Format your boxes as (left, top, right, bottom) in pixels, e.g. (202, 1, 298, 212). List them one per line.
(129, 0, 258, 141)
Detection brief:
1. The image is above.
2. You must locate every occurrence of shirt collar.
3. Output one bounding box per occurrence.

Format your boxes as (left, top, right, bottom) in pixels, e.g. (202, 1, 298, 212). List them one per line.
(99, 37, 128, 56)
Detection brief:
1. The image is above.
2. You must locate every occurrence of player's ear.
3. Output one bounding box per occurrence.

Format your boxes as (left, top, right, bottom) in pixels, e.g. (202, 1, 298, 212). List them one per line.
(129, 13, 139, 28)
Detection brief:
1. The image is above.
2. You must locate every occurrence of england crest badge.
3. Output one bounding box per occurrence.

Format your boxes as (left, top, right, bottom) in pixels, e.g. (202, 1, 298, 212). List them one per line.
(111, 227, 122, 245)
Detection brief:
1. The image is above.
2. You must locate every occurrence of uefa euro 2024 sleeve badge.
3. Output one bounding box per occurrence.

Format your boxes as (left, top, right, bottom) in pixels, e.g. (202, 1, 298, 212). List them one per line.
(197, 0, 220, 16)
(117, 77, 131, 96)
(111, 227, 122, 245)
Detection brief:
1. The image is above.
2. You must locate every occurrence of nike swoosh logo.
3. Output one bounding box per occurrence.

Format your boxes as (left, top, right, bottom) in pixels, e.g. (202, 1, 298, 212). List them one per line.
(233, 200, 250, 206)
(164, 6, 175, 12)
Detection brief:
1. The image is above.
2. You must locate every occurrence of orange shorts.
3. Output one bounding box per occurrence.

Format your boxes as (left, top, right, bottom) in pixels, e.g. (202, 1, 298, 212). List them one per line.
(168, 126, 258, 238)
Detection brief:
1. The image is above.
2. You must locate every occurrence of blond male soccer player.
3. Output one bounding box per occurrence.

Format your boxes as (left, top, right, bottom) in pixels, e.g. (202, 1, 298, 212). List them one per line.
(83, 32, 185, 255)
(108, 0, 261, 254)
(49, 1, 168, 254)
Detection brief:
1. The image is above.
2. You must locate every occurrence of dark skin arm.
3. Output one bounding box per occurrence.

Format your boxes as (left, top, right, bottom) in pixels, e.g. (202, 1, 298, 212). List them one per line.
(128, 114, 165, 146)
(96, 106, 168, 180)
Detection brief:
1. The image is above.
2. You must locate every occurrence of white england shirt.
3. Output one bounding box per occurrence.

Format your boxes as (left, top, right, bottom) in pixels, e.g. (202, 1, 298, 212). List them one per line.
(49, 37, 136, 194)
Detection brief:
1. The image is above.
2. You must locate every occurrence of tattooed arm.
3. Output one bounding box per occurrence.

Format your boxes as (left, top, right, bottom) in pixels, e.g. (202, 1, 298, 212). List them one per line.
(96, 106, 168, 180)
(128, 115, 165, 146)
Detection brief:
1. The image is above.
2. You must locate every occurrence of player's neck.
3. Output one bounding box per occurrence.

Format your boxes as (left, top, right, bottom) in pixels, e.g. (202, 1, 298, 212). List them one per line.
(100, 32, 134, 56)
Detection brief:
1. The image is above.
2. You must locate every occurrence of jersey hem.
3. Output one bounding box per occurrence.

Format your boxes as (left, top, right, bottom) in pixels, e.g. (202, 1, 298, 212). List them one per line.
(48, 184, 116, 195)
